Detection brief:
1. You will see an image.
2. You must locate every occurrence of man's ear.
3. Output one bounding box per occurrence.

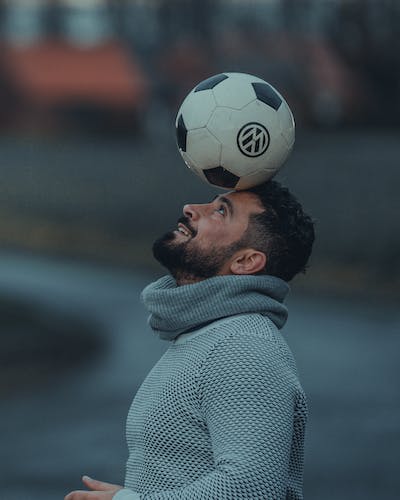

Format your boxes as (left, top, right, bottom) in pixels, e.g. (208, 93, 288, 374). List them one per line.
(229, 249, 267, 275)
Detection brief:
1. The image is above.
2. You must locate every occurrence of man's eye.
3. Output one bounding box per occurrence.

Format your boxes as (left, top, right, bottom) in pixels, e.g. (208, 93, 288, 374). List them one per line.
(216, 205, 226, 215)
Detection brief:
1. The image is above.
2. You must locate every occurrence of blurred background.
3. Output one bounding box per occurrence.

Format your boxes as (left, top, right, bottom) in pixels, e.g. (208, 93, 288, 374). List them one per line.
(0, 1, 399, 499)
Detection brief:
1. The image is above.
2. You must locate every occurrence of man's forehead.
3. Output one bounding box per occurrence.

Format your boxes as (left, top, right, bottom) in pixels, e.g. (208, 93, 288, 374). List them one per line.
(213, 191, 263, 211)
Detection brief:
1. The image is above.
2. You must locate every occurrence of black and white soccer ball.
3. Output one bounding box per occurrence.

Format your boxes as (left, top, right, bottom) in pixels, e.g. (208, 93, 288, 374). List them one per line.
(175, 72, 295, 190)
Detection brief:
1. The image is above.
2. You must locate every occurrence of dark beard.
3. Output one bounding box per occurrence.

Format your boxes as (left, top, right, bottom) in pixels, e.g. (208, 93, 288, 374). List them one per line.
(152, 218, 245, 283)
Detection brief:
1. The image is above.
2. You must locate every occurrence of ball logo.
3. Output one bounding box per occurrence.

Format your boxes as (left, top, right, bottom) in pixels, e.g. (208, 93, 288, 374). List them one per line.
(237, 122, 270, 157)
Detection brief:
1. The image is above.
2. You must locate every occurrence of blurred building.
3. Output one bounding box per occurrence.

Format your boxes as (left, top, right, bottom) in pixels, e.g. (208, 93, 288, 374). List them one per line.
(0, 0, 398, 134)
(0, 0, 149, 135)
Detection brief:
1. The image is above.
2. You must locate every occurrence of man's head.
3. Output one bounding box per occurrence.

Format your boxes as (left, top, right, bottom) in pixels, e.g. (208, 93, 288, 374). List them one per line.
(153, 180, 315, 285)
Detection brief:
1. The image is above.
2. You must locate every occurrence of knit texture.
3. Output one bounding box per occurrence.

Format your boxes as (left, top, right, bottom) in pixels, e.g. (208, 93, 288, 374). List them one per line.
(141, 274, 289, 340)
(121, 275, 307, 499)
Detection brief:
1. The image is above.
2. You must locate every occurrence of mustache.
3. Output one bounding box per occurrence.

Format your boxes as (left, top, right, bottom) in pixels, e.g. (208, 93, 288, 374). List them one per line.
(177, 216, 197, 237)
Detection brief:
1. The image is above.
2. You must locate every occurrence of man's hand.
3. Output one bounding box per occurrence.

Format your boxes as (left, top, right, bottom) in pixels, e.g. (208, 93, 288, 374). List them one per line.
(65, 475, 123, 500)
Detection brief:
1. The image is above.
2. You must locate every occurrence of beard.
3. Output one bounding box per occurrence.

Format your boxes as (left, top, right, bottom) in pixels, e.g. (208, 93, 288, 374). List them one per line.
(152, 217, 245, 284)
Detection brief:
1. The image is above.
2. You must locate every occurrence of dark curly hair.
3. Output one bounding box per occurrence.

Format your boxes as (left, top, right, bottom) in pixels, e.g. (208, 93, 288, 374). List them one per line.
(243, 180, 315, 282)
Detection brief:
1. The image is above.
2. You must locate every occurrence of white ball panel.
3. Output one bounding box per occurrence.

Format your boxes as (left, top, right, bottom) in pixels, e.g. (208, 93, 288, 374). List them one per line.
(220, 147, 261, 176)
(212, 77, 256, 109)
(241, 99, 280, 136)
(177, 89, 216, 129)
(180, 150, 211, 185)
(186, 127, 222, 169)
(222, 135, 290, 178)
(277, 102, 295, 148)
(180, 150, 196, 170)
(207, 106, 237, 139)
(235, 169, 276, 190)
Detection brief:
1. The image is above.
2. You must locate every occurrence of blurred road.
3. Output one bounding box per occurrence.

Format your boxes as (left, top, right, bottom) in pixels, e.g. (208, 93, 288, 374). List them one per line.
(0, 251, 399, 499)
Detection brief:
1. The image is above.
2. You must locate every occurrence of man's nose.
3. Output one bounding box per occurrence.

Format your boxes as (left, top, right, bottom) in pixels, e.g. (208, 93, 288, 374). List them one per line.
(183, 203, 208, 220)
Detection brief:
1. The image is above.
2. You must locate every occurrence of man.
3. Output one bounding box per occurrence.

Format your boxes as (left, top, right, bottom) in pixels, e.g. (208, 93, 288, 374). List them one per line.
(65, 180, 315, 500)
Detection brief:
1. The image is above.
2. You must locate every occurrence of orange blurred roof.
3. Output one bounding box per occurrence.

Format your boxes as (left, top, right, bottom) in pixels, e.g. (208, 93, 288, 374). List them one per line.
(2, 41, 148, 109)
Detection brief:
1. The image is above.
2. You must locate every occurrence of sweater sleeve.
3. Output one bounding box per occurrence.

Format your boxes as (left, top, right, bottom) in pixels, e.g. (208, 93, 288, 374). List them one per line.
(130, 332, 297, 500)
(113, 489, 141, 500)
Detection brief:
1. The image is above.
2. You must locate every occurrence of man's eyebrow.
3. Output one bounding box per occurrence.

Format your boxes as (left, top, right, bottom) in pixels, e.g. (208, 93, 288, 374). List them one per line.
(212, 195, 234, 216)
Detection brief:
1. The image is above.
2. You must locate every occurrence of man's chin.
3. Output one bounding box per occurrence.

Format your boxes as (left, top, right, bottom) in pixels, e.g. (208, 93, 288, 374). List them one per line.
(152, 230, 232, 281)
(152, 232, 185, 271)
(158, 230, 176, 243)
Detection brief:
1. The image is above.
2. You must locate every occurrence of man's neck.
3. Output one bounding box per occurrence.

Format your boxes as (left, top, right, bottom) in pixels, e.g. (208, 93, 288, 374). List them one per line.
(174, 272, 204, 286)
(173, 270, 234, 286)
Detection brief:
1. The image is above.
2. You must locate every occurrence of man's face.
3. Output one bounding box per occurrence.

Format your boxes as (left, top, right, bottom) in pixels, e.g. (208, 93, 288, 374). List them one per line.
(152, 191, 265, 284)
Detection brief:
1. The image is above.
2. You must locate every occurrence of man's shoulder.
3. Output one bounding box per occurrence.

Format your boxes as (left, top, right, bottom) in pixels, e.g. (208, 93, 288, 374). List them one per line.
(204, 313, 298, 375)
(194, 314, 302, 393)
(169, 313, 300, 387)
(207, 312, 281, 343)
(175, 312, 291, 362)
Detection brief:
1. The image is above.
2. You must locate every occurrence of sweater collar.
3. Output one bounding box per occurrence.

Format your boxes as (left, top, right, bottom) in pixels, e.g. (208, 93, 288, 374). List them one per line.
(141, 274, 289, 341)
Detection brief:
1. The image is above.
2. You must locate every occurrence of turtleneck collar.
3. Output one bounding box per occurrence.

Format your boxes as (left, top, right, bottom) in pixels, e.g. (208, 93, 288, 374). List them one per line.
(141, 274, 289, 341)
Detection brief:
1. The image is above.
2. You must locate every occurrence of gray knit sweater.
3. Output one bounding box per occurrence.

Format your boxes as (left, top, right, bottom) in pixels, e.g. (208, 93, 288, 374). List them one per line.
(114, 275, 307, 500)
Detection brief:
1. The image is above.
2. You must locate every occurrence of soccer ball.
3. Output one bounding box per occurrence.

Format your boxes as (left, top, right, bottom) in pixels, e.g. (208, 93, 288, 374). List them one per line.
(175, 72, 295, 190)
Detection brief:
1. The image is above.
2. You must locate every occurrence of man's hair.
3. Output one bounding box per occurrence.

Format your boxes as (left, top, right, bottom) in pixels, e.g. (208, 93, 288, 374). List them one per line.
(244, 180, 315, 282)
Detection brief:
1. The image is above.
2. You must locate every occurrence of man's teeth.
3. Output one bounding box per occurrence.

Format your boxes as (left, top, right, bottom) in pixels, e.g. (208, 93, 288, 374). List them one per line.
(178, 227, 190, 236)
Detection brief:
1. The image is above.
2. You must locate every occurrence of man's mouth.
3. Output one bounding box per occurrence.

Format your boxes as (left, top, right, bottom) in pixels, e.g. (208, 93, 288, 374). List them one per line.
(177, 223, 192, 237)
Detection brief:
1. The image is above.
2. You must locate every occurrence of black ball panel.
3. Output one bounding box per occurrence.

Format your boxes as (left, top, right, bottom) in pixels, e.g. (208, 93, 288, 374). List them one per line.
(203, 167, 239, 188)
(252, 82, 282, 111)
(195, 74, 228, 92)
(176, 114, 188, 152)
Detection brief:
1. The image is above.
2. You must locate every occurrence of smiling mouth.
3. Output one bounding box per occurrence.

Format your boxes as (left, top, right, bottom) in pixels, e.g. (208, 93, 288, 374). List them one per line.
(177, 223, 192, 237)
